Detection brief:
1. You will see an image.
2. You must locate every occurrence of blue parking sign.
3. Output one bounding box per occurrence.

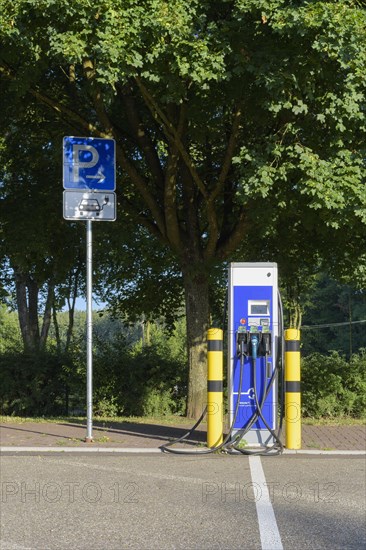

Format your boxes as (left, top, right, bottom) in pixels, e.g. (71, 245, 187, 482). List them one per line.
(63, 136, 116, 191)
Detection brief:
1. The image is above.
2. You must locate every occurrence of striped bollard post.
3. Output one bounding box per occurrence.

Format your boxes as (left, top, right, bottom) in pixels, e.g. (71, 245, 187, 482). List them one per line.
(207, 328, 223, 448)
(285, 329, 301, 449)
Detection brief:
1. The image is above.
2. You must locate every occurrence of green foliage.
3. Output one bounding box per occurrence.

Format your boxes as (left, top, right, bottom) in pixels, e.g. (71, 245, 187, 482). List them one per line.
(95, 220, 184, 330)
(1, 307, 365, 420)
(140, 386, 178, 417)
(1, 1, 365, 274)
(345, 351, 366, 416)
(302, 350, 366, 418)
(93, 395, 121, 417)
(0, 351, 77, 416)
(0, 313, 187, 417)
(301, 274, 366, 357)
(0, 305, 21, 352)
(92, 328, 187, 417)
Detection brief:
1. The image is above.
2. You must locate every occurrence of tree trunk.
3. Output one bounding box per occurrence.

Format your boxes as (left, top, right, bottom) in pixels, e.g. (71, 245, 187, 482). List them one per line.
(27, 277, 40, 349)
(40, 282, 54, 350)
(14, 269, 55, 352)
(182, 265, 210, 419)
(65, 301, 76, 353)
(14, 271, 40, 351)
(65, 266, 81, 353)
(52, 303, 62, 354)
(15, 271, 31, 350)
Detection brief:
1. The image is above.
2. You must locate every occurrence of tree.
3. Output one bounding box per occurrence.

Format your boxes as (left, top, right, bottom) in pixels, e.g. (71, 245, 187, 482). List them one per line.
(94, 210, 185, 331)
(0, 110, 85, 351)
(301, 274, 366, 357)
(0, 0, 365, 416)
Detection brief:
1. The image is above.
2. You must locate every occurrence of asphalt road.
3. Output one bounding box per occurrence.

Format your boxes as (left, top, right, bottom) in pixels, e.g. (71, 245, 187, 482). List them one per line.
(1, 453, 365, 550)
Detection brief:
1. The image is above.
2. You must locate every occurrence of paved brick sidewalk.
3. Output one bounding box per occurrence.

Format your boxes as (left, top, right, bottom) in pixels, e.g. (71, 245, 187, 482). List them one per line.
(301, 424, 365, 451)
(0, 420, 365, 451)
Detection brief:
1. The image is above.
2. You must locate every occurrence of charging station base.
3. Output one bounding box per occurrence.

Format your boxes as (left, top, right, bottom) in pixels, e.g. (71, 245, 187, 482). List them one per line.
(232, 429, 275, 447)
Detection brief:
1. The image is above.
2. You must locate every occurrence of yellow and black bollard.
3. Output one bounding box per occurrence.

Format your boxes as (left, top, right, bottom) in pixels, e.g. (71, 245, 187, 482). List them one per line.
(207, 328, 224, 448)
(285, 329, 301, 449)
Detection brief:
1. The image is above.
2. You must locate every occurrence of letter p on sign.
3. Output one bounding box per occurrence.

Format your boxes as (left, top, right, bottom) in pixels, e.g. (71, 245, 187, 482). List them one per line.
(72, 145, 99, 183)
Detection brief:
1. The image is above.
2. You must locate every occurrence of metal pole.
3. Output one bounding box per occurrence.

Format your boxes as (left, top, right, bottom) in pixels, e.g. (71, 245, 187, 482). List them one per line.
(86, 219, 93, 442)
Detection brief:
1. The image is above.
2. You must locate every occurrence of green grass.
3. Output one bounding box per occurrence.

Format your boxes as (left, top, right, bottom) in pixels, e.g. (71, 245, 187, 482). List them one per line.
(302, 417, 365, 426)
(305, 440, 334, 451)
(0, 414, 197, 426)
(0, 414, 364, 426)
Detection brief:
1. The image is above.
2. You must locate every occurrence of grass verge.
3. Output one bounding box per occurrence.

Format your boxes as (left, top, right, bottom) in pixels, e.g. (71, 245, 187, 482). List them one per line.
(0, 414, 197, 426)
(302, 417, 365, 426)
(0, 414, 364, 426)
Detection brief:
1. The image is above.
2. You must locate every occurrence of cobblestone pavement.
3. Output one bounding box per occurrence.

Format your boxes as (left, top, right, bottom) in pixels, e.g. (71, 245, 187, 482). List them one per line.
(0, 420, 365, 451)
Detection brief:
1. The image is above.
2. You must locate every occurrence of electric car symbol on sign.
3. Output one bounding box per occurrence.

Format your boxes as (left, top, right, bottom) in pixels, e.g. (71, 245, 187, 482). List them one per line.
(79, 198, 101, 212)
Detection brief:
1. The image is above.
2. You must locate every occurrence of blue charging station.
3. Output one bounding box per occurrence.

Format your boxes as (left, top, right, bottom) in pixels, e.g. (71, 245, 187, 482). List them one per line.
(228, 263, 279, 446)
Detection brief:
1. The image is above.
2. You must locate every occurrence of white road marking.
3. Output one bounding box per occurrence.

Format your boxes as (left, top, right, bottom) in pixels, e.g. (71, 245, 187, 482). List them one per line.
(0, 446, 162, 453)
(249, 456, 284, 550)
(0, 541, 32, 550)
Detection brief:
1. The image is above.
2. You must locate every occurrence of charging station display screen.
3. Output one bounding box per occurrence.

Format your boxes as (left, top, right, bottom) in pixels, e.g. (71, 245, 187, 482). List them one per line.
(251, 305, 267, 315)
(249, 301, 270, 316)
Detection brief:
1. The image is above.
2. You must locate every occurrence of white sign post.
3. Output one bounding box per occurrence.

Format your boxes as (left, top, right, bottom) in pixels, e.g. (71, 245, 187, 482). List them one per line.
(86, 219, 93, 442)
(63, 137, 116, 442)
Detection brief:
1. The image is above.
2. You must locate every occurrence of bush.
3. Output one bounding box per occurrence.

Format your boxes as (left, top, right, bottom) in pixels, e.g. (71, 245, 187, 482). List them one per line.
(0, 326, 187, 418)
(94, 395, 123, 417)
(301, 350, 366, 418)
(141, 386, 177, 416)
(0, 351, 82, 416)
(345, 350, 366, 417)
(92, 336, 187, 417)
